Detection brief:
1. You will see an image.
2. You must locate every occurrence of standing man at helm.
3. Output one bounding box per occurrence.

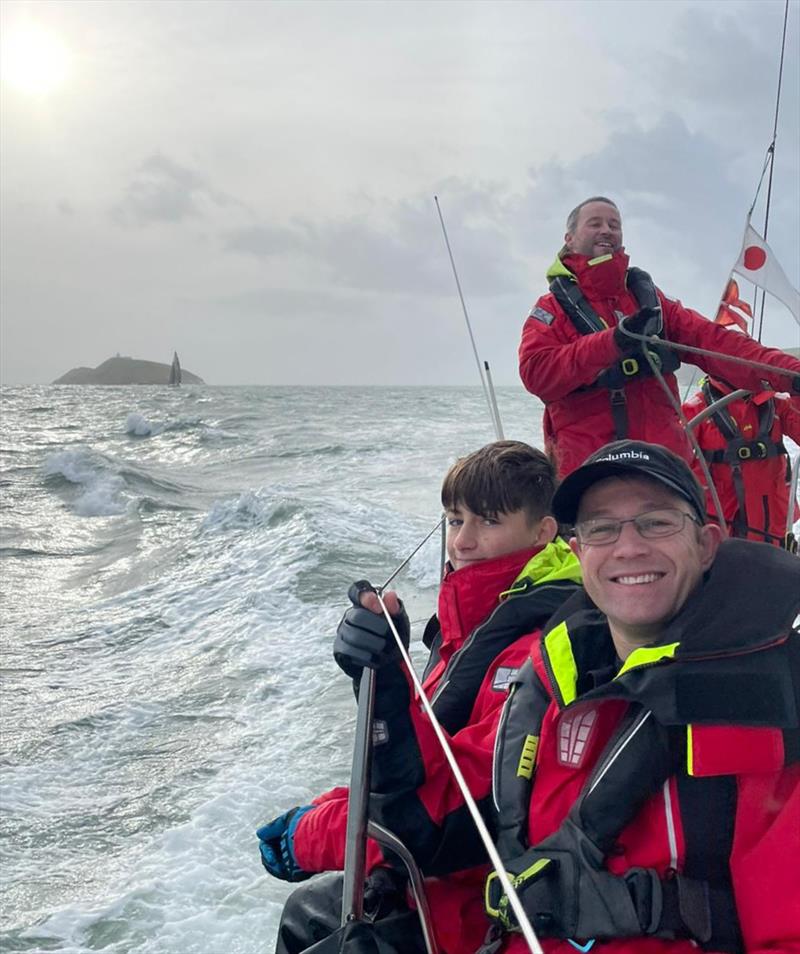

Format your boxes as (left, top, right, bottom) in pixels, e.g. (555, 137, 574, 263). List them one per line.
(518, 196, 800, 477)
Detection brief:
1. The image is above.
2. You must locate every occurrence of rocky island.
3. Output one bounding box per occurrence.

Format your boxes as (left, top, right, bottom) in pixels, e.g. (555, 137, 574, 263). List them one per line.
(53, 355, 204, 386)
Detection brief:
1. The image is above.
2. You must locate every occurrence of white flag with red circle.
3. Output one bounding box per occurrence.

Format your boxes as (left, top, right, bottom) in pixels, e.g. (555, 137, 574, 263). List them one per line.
(732, 220, 800, 326)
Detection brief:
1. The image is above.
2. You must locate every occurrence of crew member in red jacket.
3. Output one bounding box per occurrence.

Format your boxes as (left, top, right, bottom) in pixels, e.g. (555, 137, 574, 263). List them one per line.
(359, 440, 800, 953)
(518, 196, 800, 477)
(256, 441, 583, 954)
(683, 376, 800, 548)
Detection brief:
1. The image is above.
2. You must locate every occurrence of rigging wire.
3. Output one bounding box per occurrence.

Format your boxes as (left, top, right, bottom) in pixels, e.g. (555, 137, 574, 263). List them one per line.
(619, 330, 799, 380)
(633, 330, 730, 533)
(435, 196, 505, 440)
(378, 517, 445, 593)
(373, 589, 544, 954)
(755, 0, 791, 342)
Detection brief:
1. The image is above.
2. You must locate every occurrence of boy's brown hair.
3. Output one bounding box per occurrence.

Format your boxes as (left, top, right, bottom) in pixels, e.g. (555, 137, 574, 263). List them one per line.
(441, 441, 556, 524)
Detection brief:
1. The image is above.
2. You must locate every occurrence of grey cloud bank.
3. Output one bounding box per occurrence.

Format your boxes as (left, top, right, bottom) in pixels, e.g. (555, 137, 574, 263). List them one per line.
(1, 0, 798, 387)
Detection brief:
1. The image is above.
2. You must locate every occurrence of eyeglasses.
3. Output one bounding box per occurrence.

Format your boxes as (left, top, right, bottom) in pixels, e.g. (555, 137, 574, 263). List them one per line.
(573, 508, 700, 546)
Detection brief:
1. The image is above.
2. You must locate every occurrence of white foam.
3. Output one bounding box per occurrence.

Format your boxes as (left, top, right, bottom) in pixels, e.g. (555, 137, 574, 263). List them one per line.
(126, 413, 162, 437)
(43, 447, 127, 516)
(200, 491, 293, 533)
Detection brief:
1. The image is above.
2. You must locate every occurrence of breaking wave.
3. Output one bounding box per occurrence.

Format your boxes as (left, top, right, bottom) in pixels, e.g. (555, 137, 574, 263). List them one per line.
(125, 413, 205, 438)
(200, 491, 302, 533)
(43, 447, 127, 517)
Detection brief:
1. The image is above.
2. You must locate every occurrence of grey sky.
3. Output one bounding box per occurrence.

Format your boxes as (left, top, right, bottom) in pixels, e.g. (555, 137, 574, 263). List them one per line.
(1, 0, 798, 386)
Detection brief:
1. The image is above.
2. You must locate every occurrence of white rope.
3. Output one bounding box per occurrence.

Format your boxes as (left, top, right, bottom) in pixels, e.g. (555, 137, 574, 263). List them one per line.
(373, 591, 544, 954)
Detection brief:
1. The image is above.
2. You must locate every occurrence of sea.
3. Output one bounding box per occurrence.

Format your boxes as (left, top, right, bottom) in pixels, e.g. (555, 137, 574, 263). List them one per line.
(0, 384, 546, 954)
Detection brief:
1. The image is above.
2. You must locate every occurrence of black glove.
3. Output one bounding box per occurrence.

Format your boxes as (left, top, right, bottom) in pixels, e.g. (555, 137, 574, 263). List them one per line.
(791, 375, 800, 394)
(363, 866, 410, 919)
(333, 580, 410, 681)
(614, 306, 663, 352)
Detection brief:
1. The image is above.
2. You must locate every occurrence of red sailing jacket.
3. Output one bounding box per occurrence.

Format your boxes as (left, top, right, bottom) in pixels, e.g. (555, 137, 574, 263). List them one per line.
(503, 684, 800, 950)
(293, 541, 582, 954)
(518, 250, 800, 478)
(682, 379, 800, 544)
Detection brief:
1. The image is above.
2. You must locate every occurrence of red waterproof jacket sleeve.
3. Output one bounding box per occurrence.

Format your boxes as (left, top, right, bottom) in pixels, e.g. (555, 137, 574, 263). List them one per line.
(291, 786, 384, 874)
(662, 299, 800, 394)
(294, 663, 512, 875)
(520, 291, 800, 407)
(369, 638, 535, 876)
(776, 394, 800, 445)
(729, 763, 800, 953)
(518, 297, 621, 402)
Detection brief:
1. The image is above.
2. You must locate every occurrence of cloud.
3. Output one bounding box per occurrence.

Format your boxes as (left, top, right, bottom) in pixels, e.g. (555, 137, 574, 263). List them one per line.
(111, 153, 242, 227)
(213, 284, 377, 321)
(4, 0, 797, 388)
(222, 184, 525, 298)
(656, 4, 799, 123)
(223, 225, 302, 258)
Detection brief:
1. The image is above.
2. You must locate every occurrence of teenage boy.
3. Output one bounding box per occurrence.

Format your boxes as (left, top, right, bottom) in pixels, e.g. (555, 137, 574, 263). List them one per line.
(257, 440, 582, 954)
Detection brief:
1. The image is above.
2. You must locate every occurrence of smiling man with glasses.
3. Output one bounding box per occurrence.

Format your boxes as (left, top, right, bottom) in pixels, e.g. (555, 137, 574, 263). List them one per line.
(560, 440, 721, 661)
(474, 439, 800, 952)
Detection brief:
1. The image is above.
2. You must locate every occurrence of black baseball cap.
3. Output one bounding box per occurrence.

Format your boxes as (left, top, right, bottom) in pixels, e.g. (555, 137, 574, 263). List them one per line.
(552, 440, 707, 526)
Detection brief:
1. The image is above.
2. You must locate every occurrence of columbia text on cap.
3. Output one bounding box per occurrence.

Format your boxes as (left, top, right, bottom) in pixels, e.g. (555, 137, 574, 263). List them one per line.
(552, 440, 708, 526)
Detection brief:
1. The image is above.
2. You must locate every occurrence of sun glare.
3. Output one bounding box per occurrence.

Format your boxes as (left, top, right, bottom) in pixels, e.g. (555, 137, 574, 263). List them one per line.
(1, 24, 71, 96)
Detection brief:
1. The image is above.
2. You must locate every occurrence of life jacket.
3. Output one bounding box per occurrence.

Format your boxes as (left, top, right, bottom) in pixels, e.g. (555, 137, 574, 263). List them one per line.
(549, 265, 681, 440)
(698, 378, 790, 545)
(484, 540, 800, 952)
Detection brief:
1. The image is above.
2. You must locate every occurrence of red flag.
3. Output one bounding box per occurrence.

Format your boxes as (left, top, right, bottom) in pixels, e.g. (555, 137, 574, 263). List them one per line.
(714, 278, 751, 332)
(721, 278, 753, 317)
(714, 303, 749, 332)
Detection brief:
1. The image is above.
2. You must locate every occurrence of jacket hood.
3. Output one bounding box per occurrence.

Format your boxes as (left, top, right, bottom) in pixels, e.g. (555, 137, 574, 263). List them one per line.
(668, 538, 800, 657)
(502, 536, 583, 595)
(704, 375, 775, 406)
(438, 539, 582, 649)
(546, 255, 575, 281)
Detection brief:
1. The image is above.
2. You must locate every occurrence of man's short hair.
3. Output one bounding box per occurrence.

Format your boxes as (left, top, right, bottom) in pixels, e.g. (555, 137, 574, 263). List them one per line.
(565, 196, 620, 235)
(441, 441, 556, 523)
